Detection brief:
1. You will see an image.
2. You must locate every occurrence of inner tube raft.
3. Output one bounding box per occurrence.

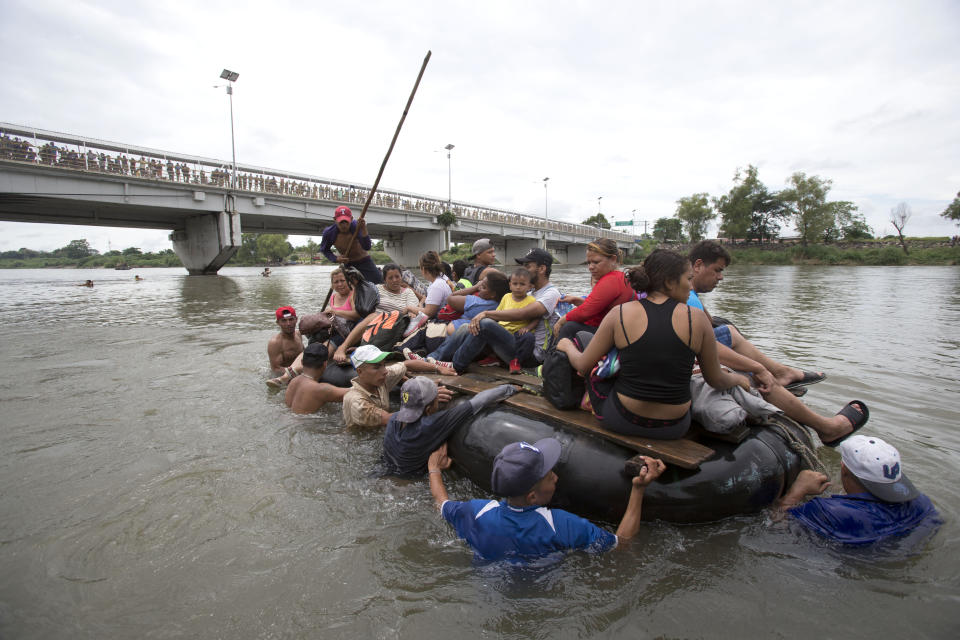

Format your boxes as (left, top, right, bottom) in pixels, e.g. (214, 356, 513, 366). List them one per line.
(447, 406, 815, 524)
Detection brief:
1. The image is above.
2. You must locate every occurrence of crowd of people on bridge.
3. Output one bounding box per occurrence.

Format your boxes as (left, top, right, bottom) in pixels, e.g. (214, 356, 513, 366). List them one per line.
(257, 206, 940, 563)
(1, 130, 625, 240)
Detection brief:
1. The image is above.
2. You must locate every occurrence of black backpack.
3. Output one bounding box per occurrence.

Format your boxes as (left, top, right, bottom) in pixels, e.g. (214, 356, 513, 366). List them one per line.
(542, 335, 585, 410)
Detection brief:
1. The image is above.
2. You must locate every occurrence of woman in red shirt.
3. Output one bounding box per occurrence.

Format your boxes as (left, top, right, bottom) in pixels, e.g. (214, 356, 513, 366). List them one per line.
(554, 238, 635, 341)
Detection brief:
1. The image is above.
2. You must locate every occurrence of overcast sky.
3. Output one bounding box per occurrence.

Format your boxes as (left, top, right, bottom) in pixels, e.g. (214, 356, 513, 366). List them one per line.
(2, 0, 958, 253)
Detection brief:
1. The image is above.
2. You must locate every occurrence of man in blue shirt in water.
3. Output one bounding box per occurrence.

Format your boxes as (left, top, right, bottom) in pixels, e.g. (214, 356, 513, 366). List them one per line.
(777, 435, 940, 545)
(427, 437, 665, 562)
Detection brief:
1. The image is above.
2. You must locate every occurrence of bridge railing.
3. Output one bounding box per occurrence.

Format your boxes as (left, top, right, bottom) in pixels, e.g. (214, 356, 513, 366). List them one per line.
(0, 123, 633, 242)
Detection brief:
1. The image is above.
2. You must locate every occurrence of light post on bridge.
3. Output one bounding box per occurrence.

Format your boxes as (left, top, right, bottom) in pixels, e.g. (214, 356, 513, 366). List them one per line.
(444, 143, 454, 250)
(219, 69, 239, 190)
(444, 143, 454, 209)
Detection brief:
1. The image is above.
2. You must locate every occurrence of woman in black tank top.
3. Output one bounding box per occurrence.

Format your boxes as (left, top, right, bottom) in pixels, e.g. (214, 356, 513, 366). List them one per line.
(556, 250, 750, 439)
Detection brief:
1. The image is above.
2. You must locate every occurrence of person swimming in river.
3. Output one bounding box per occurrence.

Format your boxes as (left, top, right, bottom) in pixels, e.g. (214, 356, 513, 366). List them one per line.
(77, 280, 94, 287)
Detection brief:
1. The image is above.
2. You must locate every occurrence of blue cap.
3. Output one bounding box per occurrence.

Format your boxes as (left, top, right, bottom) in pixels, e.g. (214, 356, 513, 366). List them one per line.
(490, 438, 561, 496)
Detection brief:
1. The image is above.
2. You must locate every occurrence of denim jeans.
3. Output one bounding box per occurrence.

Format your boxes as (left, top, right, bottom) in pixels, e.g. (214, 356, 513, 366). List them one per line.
(427, 324, 471, 362)
(450, 319, 518, 373)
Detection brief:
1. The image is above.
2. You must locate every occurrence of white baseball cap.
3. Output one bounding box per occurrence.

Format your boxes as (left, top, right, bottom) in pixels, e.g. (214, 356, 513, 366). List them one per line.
(349, 344, 403, 369)
(837, 435, 919, 503)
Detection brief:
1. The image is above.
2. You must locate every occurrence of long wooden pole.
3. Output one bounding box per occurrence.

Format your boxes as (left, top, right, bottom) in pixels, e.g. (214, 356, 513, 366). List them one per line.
(322, 50, 431, 311)
(342, 49, 432, 251)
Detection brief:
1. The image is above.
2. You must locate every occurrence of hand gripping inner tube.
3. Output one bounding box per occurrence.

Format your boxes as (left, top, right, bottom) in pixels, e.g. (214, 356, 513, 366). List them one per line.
(446, 405, 816, 524)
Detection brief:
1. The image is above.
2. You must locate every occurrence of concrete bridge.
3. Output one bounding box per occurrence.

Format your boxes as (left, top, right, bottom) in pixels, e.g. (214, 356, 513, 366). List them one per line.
(0, 123, 639, 274)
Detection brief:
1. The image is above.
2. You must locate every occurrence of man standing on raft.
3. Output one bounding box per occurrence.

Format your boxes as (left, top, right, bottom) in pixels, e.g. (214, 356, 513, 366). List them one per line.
(319, 205, 382, 284)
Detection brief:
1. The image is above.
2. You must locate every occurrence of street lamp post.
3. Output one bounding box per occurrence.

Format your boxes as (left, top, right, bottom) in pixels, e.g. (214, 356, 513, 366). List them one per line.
(542, 177, 550, 223)
(219, 69, 239, 190)
(444, 143, 454, 209)
(598, 195, 603, 214)
(444, 143, 454, 251)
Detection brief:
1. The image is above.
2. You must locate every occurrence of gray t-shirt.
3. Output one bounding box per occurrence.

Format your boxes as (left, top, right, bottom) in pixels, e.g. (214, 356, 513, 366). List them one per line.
(532, 283, 562, 361)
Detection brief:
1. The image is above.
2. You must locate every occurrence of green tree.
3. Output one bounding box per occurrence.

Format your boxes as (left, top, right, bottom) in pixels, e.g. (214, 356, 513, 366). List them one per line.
(941, 191, 960, 228)
(122, 246, 143, 255)
(58, 239, 98, 259)
(237, 233, 258, 262)
(713, 165, 787, 243)
(780, 172, 838, 246)
(827, 202, 871, 241)
(652, 217, 683, 242)
(256, 234, 292, 263)
(581, 213, 611, 229)
(839, 210, 874, 240)
(674, 192, 715, 242)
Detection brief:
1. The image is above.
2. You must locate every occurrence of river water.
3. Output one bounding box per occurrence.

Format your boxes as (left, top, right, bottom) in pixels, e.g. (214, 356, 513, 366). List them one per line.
(0, 264, 957, 639)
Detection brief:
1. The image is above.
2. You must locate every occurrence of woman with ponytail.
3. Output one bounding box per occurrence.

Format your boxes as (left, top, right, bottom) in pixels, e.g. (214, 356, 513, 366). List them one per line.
(556, 249, 749, 439)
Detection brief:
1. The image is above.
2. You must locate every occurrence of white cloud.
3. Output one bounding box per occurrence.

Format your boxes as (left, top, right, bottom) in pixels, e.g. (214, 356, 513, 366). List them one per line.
(1, 0, 958, 252)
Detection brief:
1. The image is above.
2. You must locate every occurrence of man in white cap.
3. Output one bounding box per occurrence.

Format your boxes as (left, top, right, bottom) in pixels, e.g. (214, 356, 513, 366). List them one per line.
(381, 378, 519, 476)
(427, 438, 666, 562)
(342, 345, 457, 429)
(777, 435, 940, 544)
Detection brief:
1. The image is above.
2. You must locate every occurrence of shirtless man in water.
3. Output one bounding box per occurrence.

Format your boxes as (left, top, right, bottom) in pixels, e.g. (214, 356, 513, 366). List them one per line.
(318, 206, 382, 284)
(285, 343, 349, 413)
(268, 306, 304, 375)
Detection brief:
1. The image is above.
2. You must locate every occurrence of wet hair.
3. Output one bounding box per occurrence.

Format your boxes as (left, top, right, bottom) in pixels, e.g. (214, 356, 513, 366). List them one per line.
(381, 263, 402, 279)
(586, 238, 623, 262)
(330, 269, 348, 284)
(688, 240, 731, 267)
(511, 267, 531, 283)
(441, 261, 453, 279)
(626, 249, 690, 294)
(452, 259, 468, 281)
(418, 250, 443, 277)
(484, 270, 510, 300)
(302, 342, 329, 369)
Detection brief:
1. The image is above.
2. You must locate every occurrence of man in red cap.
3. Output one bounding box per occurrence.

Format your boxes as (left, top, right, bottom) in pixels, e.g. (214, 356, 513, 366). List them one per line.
(318, 205, 382, 283)
(268, 306, 303, 375)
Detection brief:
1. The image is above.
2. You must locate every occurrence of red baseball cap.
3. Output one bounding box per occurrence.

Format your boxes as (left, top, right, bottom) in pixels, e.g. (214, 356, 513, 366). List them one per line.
(334, 206, 353, 221)
(275, 306, 296, 320)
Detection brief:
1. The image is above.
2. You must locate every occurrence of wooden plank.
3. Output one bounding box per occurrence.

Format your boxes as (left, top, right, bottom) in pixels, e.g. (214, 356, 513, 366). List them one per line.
(465, 363, 542, 388)
(689, 421, 750, 444)
(422, 373, 714, 470)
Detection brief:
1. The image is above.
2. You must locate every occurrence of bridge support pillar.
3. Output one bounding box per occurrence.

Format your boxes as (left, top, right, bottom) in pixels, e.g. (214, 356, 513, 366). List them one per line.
(383, 230, 445, 268)
(170, 211, 241, 275)
(555, 243, 587, 265)
(502, 239, 540, 265)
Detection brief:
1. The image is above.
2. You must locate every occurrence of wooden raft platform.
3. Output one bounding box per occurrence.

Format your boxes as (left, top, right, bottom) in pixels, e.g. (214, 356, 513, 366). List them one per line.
(420, 370, 716, 470)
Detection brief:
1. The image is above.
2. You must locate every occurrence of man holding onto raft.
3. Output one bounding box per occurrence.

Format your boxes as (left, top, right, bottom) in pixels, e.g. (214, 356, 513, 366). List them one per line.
(284, 343, 350, 414)
(342, 345, 457, 430)
(268, 306, 303, 375)
(427, 438, 665, 562)
(319, 205, 382, 284)
(381, 377, 519, 476)
(687, 240, 826, 392)
(776, 435, 940, 544)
